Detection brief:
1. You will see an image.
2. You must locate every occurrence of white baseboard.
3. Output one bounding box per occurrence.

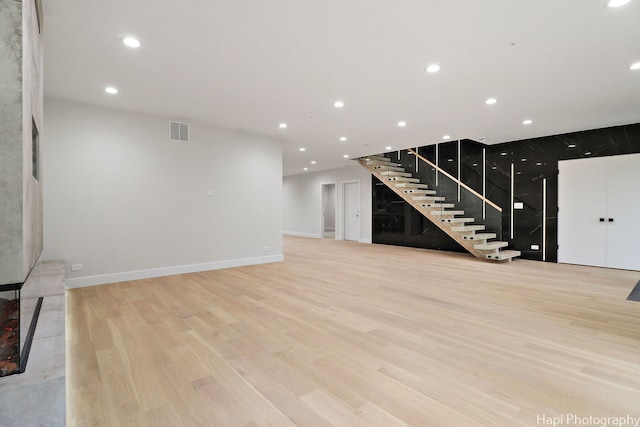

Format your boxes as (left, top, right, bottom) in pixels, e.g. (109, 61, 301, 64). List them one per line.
(65, 254, 284, 289)
(283, 231, 322, 238)
(359, 237, 372, 244)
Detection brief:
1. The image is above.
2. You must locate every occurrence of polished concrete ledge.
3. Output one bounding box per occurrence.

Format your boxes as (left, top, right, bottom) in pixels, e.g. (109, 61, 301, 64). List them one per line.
(0, 260, 65, 427)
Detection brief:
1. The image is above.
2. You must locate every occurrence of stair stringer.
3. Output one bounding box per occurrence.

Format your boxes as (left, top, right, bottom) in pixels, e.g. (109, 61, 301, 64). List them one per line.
(360, 158, 487, 259)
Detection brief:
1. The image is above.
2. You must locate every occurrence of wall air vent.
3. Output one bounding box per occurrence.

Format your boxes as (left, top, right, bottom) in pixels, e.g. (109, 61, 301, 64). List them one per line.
(170, 121, 189, 142)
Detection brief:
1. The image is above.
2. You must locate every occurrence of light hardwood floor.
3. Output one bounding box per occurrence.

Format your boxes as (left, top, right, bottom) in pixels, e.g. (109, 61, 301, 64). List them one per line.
(67, 237, 640, 426)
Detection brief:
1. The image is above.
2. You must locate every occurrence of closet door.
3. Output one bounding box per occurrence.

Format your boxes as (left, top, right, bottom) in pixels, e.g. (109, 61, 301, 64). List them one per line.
(558, 157, 607, 267)
(605, 153, 640, 270)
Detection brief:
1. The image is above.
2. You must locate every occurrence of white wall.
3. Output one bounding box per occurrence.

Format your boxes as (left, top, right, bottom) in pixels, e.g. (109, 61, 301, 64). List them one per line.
(283, 165, 372, 243)
(42, 99, 283, 287)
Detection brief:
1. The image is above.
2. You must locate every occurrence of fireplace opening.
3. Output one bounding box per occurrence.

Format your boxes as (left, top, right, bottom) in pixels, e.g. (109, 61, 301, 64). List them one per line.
(0, 290, 20, 376)
(0, 281, 42, 378)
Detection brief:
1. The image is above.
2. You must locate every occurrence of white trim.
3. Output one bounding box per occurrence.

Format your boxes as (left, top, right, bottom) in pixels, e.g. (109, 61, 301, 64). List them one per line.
(283, 231, 322, 238)
(457, 140, 461, 202)
(435, 143, 439, 186)
(65, 254, 284, 289)
(542, 178, 547, 261)
(510, 162, 515, 239)
(359, 237, 372, 244)
(482, 148, 486, 220)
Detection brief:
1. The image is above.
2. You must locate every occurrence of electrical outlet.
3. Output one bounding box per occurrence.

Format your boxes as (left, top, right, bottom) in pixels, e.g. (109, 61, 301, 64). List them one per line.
(70, 264, 83, 271)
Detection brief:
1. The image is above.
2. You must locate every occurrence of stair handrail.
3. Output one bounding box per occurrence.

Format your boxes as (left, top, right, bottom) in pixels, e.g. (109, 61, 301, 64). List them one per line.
(407, 148, 503, 213)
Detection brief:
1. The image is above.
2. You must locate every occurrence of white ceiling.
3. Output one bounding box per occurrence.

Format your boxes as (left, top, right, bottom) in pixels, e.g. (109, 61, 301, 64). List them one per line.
(43, 0, 640, 176)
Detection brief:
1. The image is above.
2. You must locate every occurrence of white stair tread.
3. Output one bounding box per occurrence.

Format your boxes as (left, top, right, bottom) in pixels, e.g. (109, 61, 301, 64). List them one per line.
(394, 183, 429, 188)
(442, 217, 474, 223)
(366, 156, 390, 162)
(406, 190, 437, 195)
(381, 171, 412, 177)
(451, 225, 485, 232)
(462, 233, 496, 241)
(412, 196, 444, 201)
(373, 165, 404, 171)
(388, 177, 419, 182)
(486, 250, 521, 261)
(369, 161, 401, 167)
(474, 241, 509, 250)
(429, 206, 458, 213)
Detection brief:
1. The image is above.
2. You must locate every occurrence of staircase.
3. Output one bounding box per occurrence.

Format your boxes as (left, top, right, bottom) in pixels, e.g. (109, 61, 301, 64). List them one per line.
(360, 154, 521, 262)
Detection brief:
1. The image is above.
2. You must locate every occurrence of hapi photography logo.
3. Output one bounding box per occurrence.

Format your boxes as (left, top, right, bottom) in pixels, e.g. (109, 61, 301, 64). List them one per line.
(537, 414, 640, 427)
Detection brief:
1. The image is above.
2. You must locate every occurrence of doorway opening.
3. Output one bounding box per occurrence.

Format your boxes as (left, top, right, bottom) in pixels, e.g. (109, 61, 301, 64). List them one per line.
(321, 183, 336, 239)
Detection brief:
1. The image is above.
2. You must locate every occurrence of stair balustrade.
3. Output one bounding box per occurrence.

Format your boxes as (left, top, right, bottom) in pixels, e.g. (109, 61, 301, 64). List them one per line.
(359, 150, 520, 262)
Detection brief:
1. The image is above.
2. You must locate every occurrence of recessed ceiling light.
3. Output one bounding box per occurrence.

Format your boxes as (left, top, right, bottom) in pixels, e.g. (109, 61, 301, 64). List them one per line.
(521, 158, 527, 162)
(472, 163, 478, 167)
(334, 101, 344, 108)
(279, 123, 287, 128)
(311, 161, 316, 164)
(447, 158, 453, 162)
(568, 144, 576, 148)
(442, 135, 451, 140)
(584, 152, 592, 156)
(340, 136, 347, 142)
(630, 62, 640, 70)
(299, 147, 306, 152)
(500, 152, 507, 156)
(607, 0, 630, 7)
(303, 167, 308, 171)
(492, 166, 497, 170)
(385, 146, 392, 150)
(485, 98, 497, 105)
(536, 162, 543, 166)
(397, 121, 407, 127)
(122, 37, 141, 48)
(105, 86, 118, 94)
(343, 154, 349, 158)
(522, 119, 533, 125)
(425, 64, 440, 73)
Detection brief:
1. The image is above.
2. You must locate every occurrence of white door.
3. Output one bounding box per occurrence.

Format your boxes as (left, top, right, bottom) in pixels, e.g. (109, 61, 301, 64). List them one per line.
(558, 157, 607, 267)
(604, 153, 640, 270)
(343, 182, 360, 241)
(559, 153, 640, 270)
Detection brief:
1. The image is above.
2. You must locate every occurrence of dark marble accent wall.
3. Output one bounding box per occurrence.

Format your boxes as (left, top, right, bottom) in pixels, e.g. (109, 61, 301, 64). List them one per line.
(372, 123, 640, 262)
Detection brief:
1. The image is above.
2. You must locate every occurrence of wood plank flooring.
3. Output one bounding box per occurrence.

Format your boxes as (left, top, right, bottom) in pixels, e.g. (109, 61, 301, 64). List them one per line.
(67, 237, 640, 426)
